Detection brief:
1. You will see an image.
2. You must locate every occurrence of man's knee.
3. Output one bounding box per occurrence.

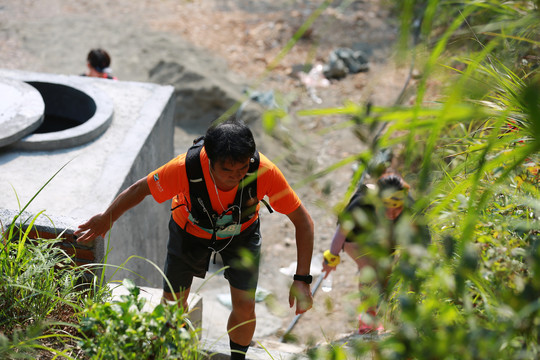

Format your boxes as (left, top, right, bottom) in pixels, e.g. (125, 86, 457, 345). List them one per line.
(230, 291, 256, 318)
(233, 299, 255, 316)
(162, 290, 189, 310)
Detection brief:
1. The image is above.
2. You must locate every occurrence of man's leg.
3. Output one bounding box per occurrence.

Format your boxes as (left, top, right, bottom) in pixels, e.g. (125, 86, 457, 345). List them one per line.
(228, 286, 256, 360)
(221, 221, 261, 359)
(344, 241, 376, 275)
(343, 242, 382, 333)
(162, 287, 191, 310)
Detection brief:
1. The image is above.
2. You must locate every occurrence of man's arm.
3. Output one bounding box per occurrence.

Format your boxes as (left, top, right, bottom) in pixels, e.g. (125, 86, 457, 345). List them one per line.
(286, 204, 314, 315)
(74, 177, 151, 243)
(322, 225, 347, 276)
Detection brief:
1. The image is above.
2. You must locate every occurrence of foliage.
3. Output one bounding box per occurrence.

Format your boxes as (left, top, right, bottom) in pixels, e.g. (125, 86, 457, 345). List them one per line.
(287, 0, 540, 359)
(79, 278, 204, 360)
(1, 229, 83, 328)
(0, 171, 204, 360)
(1, 215, 204, 360)
(0, 163, 104, 359)
(0, 218, 96, 359)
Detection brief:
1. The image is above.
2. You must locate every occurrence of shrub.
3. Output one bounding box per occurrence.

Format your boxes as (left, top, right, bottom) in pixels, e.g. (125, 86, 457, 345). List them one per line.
(79, 278, 204, 360)
(0, 212, 94, 359)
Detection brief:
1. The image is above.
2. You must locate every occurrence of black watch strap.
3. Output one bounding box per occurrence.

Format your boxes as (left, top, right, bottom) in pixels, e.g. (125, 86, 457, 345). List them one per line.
(293, 274, 313, 284)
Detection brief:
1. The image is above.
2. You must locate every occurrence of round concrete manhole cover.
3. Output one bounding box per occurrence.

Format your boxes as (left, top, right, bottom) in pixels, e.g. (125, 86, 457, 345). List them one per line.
(0, 77, 45, 148)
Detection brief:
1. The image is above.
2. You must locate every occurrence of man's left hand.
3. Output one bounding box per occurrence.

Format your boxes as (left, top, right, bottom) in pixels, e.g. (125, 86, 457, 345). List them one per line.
(289, 280, 313, 315)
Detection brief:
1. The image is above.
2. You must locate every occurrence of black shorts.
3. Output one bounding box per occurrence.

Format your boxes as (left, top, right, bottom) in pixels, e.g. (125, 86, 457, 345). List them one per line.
(163, 217, 261, 293)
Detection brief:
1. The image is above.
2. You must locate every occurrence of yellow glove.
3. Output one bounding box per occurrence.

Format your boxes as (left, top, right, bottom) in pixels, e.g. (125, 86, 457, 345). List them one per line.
(323, 250, 341, 267)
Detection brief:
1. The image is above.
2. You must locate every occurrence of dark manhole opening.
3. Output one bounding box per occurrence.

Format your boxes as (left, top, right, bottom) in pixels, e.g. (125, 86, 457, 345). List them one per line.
(27, 81, 97, 134)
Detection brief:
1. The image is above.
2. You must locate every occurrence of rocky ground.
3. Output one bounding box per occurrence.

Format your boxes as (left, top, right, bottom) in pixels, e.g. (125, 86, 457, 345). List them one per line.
(0, 0, 415, 351)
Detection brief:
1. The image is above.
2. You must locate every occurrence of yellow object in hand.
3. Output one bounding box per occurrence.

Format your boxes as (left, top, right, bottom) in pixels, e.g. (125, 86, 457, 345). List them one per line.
(323, 250, 341, 267)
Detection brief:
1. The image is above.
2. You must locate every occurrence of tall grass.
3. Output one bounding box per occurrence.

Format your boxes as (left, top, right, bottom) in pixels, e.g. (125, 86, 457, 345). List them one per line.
(1, 219, 97, 358)
(287, 0, 540, 359)
(0, 169, 204, 359)
(0, 164, 108, 358)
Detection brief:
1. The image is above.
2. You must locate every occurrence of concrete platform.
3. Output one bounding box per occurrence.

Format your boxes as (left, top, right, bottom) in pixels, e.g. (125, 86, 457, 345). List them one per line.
(0, 68, 175, 288)
(109, 283, 309, 360)
(109, 283, 203, 330)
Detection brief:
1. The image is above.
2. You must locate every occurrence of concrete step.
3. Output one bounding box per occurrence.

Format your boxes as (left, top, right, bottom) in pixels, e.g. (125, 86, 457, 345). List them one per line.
(109, 284, 378, 359)
(109, 284, 307, 359)
(202, 338, 308, 360)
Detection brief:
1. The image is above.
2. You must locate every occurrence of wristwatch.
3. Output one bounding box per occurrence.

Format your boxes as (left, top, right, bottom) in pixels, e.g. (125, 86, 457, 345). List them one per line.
(293, 274, 313, 284)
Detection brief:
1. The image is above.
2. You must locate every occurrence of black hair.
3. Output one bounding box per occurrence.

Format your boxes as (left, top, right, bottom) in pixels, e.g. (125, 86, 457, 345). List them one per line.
(377, 169, 409, 192)
(204, 119, 256, 164)
(87, 49, 111, 73)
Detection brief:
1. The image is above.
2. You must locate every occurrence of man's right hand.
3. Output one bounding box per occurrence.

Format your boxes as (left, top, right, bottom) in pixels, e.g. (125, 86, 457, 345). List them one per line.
(74, 213, 111, 243)
(74, 177, 151, 243)
(289, 280, 313, 315)
(322, 262, 337, 278)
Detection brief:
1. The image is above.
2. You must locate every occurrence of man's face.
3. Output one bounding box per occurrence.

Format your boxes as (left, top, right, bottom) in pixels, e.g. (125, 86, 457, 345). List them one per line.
(210, 158, 250, 191)
(381, 189, 406, 220)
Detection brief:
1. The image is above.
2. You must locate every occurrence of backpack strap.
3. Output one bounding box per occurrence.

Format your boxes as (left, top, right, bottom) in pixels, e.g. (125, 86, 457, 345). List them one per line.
(235, 152, 261, 221)
(237, 152, 274, 219)
(185, 136, 216, 230)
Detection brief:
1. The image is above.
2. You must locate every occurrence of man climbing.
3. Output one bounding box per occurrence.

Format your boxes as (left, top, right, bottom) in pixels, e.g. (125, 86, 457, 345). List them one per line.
(322, 168, 430, 334)
(75, 118, 314, 359)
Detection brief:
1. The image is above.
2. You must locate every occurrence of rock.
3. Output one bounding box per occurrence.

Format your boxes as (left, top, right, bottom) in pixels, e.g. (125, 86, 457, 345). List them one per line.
(323, 48, 370, 79)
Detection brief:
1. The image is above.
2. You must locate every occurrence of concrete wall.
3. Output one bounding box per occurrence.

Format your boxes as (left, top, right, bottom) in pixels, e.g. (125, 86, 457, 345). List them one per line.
(0, 208, 105, 281)
(111, 89, 176, 287)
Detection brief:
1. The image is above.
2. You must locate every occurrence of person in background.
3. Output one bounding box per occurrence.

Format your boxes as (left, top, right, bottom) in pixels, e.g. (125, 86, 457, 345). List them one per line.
(322, 168, 429, 334)
(75, 118, 314, 360)
(82, 48, 117, 80)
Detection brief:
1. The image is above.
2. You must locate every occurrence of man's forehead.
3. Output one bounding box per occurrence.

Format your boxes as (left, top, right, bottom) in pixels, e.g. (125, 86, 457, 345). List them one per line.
(216, 158, 250, 168)
(381, 188, 406, 198)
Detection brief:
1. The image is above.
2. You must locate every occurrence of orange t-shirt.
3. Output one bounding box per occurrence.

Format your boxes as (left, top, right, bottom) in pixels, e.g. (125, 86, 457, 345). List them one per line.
(147, 147, 301, 239)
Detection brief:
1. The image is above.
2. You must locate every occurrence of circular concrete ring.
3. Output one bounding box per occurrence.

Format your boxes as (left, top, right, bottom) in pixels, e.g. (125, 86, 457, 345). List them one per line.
(13, 78, 114, 151)
(0, 77, 45, 148)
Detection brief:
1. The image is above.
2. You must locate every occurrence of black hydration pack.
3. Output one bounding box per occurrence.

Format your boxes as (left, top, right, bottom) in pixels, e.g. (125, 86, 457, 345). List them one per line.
(179, 136, 272, 241)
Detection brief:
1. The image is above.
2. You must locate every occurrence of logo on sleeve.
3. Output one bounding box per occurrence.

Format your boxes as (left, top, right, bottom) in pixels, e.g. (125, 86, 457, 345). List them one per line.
(153, 173, 163, 192)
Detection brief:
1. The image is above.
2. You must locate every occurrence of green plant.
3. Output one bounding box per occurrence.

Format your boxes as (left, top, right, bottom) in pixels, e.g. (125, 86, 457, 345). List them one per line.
(282, 1, 540, 358)
(0, 217, 98, 359)
(0, 161, 108, 359)
(1, 232, 82, 325)
(79, 278, 204, 360)
(0, 157, 206, 359)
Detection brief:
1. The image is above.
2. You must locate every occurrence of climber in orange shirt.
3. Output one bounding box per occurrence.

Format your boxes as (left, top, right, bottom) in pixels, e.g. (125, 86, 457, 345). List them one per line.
(75, 118, 314, 360)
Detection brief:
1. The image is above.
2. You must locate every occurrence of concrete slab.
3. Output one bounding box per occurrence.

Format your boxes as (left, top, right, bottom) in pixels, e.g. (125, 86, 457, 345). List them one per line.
(109, 282, 308, 360)
(202, 337, 309, 360)
(109, 283, 203, 330)
(0, 77, 44, 147)
(0, 68, 176, 288)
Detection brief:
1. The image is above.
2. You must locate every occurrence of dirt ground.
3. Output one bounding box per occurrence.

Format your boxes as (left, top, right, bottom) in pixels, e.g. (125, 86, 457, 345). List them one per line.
(0, 0, 414, 350)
